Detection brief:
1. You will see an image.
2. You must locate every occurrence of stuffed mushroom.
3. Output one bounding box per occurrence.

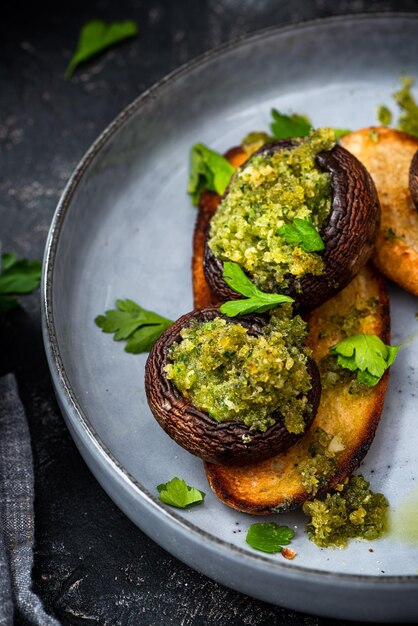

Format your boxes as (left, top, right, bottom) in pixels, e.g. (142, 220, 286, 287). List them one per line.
(204, 128, 380, 312)
(145, 305, 321, 466)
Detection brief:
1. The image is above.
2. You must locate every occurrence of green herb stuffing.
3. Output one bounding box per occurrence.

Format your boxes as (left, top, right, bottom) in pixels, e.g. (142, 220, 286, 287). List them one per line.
(66, 19, 138, 78)
(220, 261, 294, 316)
(0, 253, 42, 314)
(330, 334, 399, 387)
(278, 217, 325, 252)
(188, 143, 236, 206)
(246, 522, 294, 553)
(157, 477, 205, 509)
(296, 427, 339, 495)
(303, 474, 389, 548)
(208, 128, 335, 292)
(165, 304, 311, 433)
(95, 299, 172, 353)
(319, 355, 371, 396)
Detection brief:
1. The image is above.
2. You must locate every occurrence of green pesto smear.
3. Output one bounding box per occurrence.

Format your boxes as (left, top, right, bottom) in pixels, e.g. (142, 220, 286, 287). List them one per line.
(303, 475, 389, 549)
(297, 427, 340, 496)
(317, 296, 380, 396)
(165, 305, 311, 433)
(208, 128, 335, 292)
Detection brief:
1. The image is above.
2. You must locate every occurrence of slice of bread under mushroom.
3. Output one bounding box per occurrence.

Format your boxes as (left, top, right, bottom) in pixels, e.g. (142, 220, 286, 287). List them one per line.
(341, 127, 418, 297)
(193, 146, 390, 515)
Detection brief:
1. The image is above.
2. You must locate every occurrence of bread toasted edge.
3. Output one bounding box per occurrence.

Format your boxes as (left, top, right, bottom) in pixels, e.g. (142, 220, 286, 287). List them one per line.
(341, 126, 418, 297)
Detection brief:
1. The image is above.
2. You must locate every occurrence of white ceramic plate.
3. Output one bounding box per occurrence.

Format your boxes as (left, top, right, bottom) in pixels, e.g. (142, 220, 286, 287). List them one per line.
(42, 15, 418, 621)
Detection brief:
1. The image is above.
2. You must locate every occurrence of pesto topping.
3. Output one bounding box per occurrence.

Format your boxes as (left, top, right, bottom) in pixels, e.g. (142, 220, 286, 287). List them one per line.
(165, 305, 311, 433)
(303, 475, 389, 548)
(208, 128, 335, 292)
(319, 354, 371, 396)
(296, 427, 339, 495)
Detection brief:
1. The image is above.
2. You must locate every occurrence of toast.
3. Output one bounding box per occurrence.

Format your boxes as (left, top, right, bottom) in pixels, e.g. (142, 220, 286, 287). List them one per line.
(193, 146, 390, 515)
(341, 127, 418, 296)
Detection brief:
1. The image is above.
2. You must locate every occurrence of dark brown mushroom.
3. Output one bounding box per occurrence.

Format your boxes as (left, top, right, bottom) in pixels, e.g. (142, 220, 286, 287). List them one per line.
(145, 307, 321, 466)
(409, 149, 418, 210)
(204, 140, 380, 313)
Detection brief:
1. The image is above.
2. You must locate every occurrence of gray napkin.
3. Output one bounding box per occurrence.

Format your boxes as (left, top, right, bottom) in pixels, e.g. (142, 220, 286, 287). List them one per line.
(0, 374, 60, 626)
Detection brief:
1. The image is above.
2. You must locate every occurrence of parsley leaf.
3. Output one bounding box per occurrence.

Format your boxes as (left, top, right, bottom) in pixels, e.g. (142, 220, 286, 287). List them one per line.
(219, 262, 294, 317)
(270, 109, 312, 139)
(246, 523, 294, 554)
(330, 334, 400, 386)
(393, 76, 418, 138)
(377, 105, 393, 127)
(0, 253, 42, 314)
(277, 218, 325, 253)
(66, 19, 138, 78)
(157, 477, 205, 509)
(188, 143, 236, 206)
(95, 299, 172, 354)
(333, 128, 351, 140)
(270, 110, 349, 142)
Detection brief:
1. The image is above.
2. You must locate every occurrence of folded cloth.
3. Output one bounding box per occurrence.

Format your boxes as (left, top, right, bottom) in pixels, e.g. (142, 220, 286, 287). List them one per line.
(0, 374, 60, 626)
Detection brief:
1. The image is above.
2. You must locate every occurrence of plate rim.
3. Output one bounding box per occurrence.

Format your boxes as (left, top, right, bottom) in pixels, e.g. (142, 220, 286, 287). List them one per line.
(42, 12, 418, 587)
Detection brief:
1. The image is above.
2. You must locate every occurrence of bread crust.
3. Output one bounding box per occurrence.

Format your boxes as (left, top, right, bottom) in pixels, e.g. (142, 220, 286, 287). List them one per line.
(341, 127, 418, 296)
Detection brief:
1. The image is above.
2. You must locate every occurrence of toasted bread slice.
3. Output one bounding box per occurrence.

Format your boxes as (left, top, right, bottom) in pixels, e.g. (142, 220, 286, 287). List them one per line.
(341, 127, 418, 296)
(204, 266, 389, 513)
(193, 146, 390, 514)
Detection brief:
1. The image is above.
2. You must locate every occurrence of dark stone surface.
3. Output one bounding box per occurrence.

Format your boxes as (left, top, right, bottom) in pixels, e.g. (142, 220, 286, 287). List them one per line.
(1, 1, 416, 624)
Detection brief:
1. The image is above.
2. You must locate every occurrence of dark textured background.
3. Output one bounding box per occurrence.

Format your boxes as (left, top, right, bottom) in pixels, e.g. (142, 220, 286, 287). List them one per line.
(1, 1, 417, 624)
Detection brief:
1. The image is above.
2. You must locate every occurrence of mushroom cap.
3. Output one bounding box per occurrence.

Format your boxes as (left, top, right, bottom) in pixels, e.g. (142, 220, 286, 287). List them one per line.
(204, 141, 380, 313)
(145, 307, 321, 466)
(409, 149, 418, 210)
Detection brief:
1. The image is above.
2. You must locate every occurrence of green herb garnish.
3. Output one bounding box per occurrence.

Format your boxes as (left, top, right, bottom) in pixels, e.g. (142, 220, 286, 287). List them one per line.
(66, 19, 138, 78)
(330, 334, 399, 386)
(270, 109, 312, 139)
(188, 143, 236, 206)
(219, 262, 294, 317)
(377, 76, 418, 137)
(246, 522, 294, 553)
(277, 217, 325, 253)
(332, 128, 351, 140)
(377, 105, 393, 126)
(393, 76, 418, 138)
(157, 477, 205, 509)
(270, 110, 349, 141)
(0, 253, 42, 314)
(95, 299, 172, 353)
(384, 227, 397, 241)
